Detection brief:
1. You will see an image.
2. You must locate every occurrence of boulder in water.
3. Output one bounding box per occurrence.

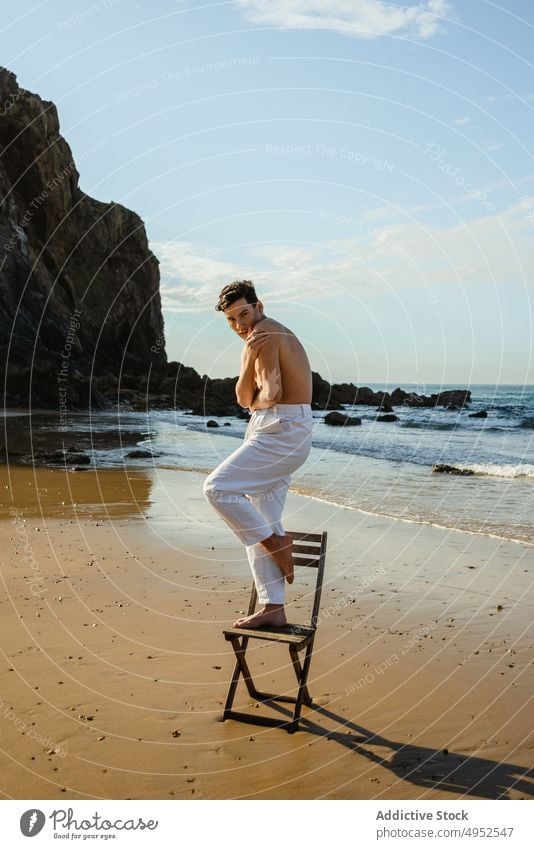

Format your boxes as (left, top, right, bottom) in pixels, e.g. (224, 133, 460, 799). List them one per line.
(324, 412, 362, 426)
(432, 464, 474, 476)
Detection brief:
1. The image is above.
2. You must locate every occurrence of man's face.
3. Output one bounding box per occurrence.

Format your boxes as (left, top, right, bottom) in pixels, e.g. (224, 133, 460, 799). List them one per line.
(223, 297, 264, 339)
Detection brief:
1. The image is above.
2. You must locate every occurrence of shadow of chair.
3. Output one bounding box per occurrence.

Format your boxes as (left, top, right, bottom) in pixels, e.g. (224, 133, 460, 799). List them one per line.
(247, 699, 534, 799)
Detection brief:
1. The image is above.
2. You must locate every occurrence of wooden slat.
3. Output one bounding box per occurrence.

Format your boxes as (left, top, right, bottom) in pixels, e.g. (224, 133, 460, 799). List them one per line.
(292, 543, 320, 556)
(223, 626, 313, 645)
(287, 531, 322, 542)
(293, 556, 320, 568)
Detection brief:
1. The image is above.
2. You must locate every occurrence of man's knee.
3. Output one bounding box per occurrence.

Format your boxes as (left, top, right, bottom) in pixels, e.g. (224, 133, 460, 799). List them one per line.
(202, 474, 217, 501)
(203, 471, 243, 504)
(203, 471, 233, 502)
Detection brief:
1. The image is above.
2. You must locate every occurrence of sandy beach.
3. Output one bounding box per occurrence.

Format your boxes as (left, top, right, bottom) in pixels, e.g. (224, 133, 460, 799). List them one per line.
(0, 463, 532, 800)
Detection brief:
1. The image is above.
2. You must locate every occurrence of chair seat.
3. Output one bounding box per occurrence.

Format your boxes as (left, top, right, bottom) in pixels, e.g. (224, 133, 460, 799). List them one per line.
(223, 623, 315, 646)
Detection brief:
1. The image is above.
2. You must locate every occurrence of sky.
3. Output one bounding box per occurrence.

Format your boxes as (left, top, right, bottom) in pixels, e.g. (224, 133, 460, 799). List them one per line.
(2, 0, 534, 386)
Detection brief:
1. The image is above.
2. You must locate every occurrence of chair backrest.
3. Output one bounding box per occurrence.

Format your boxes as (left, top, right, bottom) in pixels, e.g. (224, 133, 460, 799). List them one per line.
(246, 530, 328, 628)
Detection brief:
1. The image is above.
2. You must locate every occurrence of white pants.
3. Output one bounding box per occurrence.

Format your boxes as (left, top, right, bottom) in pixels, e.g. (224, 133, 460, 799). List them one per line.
(203, 404, 313, 605)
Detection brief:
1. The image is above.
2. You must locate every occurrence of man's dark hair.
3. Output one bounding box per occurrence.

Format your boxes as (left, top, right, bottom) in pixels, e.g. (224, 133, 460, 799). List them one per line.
(215, 280, 258, 312)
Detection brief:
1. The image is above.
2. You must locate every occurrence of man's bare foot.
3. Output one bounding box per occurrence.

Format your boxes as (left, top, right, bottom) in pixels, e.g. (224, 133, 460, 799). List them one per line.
(233, 604, 287, 629)
(260, 533, 294, 583)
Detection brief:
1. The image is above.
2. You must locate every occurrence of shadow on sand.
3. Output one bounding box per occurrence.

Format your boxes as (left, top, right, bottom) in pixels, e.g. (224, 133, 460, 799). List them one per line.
(236, 700, 534, 799)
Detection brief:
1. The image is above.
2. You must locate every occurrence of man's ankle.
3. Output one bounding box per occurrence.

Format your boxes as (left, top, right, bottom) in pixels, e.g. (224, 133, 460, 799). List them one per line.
(261, 532, 287, 548)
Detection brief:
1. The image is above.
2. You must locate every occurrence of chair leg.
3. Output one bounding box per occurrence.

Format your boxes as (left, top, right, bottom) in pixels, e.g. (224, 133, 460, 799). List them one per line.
(223, 656, 243, 720)
(288, 638, 316, 732)
(289, 646, 313, 708)
(224, 640, 316, 731)
(222, 635, 263, 722)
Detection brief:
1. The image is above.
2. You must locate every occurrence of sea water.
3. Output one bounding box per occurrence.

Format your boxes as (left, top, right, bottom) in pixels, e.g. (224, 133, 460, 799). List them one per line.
(62, 384, 534, 545)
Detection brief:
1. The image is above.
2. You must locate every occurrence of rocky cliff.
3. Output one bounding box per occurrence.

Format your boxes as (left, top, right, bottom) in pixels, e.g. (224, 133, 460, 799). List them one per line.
(192, 372, 471, 416)
(0, 67, 471, 418)
(0, 67, 165, 410)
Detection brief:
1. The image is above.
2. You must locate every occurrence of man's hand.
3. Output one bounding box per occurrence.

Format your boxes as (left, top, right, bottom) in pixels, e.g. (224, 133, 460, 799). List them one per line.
(244, 329, 270, 360)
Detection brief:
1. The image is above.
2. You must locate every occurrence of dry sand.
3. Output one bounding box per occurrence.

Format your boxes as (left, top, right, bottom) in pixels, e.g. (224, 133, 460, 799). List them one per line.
(0, 464, 532, 800)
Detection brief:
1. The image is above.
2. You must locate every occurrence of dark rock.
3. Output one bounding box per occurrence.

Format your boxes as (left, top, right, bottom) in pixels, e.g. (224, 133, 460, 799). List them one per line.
(223, 422, 231, 426)
(324, 412, 362, 427)
(376, 414, 398, 422)
(446, 404, 458, 410)
(0, 67, 165, 410)
(189, 376, 241, 416)
(468, 410, 488, 418)
(432, 464, 474, 476)
(206, 420, 219, 428)
(1, 415, 146, 467)
(184, 380, 473, 421)
(126, 450, 155, 458)
(374, 392, 392, 410)
(34, 449, 91, 466)
(66, 453, 91, 464)
(433, 390, 471, 408)
(314, 380, 471, 411)
(389, 388, 471, 409)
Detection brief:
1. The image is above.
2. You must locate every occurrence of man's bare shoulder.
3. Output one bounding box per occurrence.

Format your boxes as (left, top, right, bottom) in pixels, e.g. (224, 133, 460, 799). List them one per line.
(258, 317, 296, 344)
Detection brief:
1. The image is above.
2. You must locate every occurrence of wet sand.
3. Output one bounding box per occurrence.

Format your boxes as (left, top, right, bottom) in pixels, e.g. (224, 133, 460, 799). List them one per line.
(0, 464, 532, 800)
(0, 410, 144, 467)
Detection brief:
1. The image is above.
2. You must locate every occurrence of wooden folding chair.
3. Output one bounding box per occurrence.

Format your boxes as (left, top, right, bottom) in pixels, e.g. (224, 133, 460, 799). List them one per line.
(221, 530, 327, 733)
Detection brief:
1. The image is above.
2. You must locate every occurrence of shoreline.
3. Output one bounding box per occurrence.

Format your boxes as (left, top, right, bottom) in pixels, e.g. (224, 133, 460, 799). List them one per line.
(1, 398, 532, 547)
(0, 465, 532, 799)
(291, 490, 534, 548)
(2, 454, 532, 546)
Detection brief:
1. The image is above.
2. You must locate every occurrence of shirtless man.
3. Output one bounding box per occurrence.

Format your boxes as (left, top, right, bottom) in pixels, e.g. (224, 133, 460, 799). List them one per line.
(203, 280, 313, 628)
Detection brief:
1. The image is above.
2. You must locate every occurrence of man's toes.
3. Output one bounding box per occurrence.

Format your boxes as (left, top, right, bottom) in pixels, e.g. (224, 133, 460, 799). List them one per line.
(233, 616, 248, 626)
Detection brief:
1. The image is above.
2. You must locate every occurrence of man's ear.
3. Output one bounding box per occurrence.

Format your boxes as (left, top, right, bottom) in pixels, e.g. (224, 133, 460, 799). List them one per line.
(257, 300, 264, 315)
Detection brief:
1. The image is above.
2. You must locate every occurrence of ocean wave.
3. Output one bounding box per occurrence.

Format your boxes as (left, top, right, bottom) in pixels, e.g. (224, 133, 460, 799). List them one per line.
(289, 487, 534, 545)
(400, 421, 460, 431)
(462, 463, 534, 479)
(390, 418, 532, 432)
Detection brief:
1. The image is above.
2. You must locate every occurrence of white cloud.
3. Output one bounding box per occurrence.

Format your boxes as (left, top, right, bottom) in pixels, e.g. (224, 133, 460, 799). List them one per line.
(153, 199, 534, 313)
(338, 198, 534, 292)
(150, 241, 247, 313)
(363, 178, 511, 221)
(453, 116, 471, 125)
(480, 92, 534, 106)
(235, 0, 454, 40)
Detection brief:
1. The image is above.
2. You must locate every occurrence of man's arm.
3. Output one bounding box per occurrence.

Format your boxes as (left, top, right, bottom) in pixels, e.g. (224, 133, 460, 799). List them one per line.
(235, 329, 271, 407)
(235, 344, 258, 409)
(250, 337, 283, 410)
